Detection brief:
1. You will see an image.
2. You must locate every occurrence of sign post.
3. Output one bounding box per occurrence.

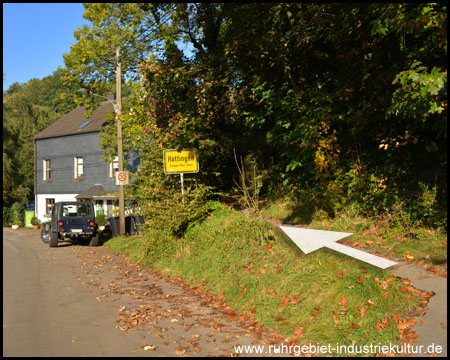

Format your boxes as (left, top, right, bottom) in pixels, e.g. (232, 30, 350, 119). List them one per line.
(163, 149, 199, 205)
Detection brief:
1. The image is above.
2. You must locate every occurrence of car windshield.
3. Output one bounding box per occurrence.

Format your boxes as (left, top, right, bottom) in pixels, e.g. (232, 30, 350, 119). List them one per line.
(61, 204, 92, 217)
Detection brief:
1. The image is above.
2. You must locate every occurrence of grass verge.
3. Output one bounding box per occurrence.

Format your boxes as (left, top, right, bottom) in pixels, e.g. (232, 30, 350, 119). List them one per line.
(104, 202, 426, 354)
(262, 199, 447, 275)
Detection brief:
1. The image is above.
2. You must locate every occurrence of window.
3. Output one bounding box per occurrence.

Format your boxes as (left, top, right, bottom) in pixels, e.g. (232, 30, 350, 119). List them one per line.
(74, 157, 83, 179)
(110, 156, 119, 178)
(45, 198, 55, 216)
(62, 204, 91, 217)
(78, 121, 90, 129)
(43, 159, 51, 181)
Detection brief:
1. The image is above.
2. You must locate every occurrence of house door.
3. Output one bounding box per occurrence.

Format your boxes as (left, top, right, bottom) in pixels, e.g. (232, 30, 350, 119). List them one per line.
(94, 200, 104, 216)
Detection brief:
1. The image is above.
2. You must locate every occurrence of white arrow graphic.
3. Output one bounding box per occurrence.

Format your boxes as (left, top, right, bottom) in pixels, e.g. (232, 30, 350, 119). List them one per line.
(279, 226, 397, 269)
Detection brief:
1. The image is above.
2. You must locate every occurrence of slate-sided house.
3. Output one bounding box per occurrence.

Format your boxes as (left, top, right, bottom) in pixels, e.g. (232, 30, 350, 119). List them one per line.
(33, 99, 138, 223)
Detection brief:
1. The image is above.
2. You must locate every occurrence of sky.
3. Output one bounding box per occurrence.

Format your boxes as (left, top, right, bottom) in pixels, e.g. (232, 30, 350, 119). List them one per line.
(3, 3, 90, 91)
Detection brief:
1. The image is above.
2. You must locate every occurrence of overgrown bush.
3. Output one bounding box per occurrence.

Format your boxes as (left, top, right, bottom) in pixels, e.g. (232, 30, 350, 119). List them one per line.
(232, 150, 266, 215)
(267, 167, 446, 231)
(10, 202, 26, 227)
(95, 214, 108, 227)
(143, 183, 214, 237)
(3, 207, 13, 227)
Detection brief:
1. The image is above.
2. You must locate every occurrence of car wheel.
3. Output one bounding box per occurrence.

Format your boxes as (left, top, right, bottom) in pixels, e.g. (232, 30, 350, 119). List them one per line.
(40, 227, 50, 243)
(89, 234, 99, 247)
(49, 231, 58, 247)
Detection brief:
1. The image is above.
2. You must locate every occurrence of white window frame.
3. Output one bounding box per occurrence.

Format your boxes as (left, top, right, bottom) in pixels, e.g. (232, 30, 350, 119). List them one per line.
(74, 157, 83, 179)
(110, 156, 119, 178)
(43, 159, 51, 181)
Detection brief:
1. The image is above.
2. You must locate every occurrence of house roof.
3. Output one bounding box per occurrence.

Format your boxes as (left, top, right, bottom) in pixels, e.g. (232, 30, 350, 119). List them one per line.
(33, 101, 114, 141)
(76, 184, 108, 199)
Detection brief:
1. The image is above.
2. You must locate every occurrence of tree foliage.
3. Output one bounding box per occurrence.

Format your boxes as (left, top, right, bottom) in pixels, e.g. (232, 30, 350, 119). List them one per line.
(63, 3, 446, 228)
(3, 69, 77, 206)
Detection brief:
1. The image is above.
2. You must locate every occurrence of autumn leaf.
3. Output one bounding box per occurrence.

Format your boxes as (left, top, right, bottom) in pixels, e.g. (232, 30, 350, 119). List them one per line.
(293, 327, 304, 339)
(375, 319, 390, 330)
(339, 298, 347, 307)
(260, 268, 266, 275)
(141, 344, 156, 351)
(360, 306, 366, 317)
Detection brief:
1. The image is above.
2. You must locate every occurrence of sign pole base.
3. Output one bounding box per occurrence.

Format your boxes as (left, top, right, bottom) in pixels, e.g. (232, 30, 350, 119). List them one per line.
(180, 173, 185, 206)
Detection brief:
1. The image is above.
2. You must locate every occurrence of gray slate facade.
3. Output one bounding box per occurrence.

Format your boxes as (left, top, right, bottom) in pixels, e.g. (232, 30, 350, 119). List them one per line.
(33, 99, 139, 222)
(35, 132, 117, 194)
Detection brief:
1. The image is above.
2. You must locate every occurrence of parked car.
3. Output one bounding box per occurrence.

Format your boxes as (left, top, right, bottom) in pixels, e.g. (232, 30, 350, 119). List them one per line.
(40, 201, 99, 247)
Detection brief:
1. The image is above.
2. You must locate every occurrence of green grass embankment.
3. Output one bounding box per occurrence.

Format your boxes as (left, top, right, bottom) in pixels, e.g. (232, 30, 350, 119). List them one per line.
(261, 199, 447, 273)
(105, 201, 423, 351)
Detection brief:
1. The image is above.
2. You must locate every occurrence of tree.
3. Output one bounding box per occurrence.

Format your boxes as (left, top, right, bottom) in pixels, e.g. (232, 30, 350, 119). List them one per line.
(136, 3, 446, 222)
(64, 3, 447, 226)
(3, 70, 77, 206)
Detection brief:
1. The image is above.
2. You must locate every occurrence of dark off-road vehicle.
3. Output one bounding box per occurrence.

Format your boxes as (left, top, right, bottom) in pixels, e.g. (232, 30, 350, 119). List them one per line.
(41, 201, 99, 247)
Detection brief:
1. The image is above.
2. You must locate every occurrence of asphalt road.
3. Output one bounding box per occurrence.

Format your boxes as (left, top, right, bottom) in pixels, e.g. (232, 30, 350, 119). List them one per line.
(3, 228, 285, 357)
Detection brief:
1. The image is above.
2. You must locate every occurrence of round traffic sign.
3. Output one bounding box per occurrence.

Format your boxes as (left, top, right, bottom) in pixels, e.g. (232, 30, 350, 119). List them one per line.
(118, 172, 127, 182)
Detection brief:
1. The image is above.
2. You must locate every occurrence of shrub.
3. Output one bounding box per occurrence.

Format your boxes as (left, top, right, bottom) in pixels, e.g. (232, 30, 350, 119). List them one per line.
(3, 207, 13, 227)
(141, 181, 214, 238)
(95, 213, 108, 227)
(10, 202, 26, 227)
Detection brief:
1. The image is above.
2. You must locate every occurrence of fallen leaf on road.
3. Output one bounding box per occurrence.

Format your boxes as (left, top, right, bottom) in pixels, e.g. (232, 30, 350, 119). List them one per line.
(142, 345, 156, 351)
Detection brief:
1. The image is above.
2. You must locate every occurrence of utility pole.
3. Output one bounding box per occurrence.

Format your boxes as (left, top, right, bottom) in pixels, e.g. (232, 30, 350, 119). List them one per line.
(116, 46, 125, 235)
